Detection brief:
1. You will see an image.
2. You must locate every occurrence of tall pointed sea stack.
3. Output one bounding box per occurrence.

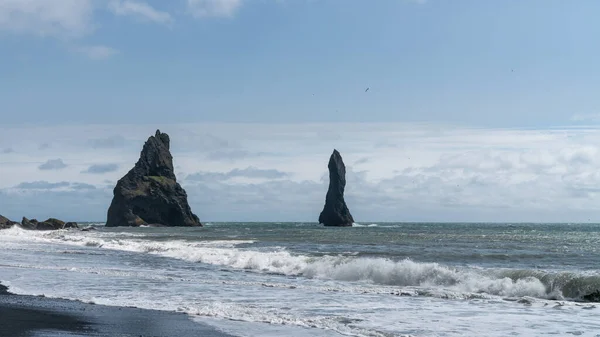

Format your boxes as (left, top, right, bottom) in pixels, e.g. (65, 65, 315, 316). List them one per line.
(106, 130, 201, 227)
(318, 149, 354, 227)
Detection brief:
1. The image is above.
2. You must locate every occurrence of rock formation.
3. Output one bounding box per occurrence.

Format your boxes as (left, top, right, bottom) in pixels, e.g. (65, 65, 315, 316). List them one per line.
(0, 283, 10, 295)
(20, 217, 79, 230)
(0, 215, 78, 230)
(106, 130, 201, 227)
(0, 215, 17, 229)
(318, 149, 354, 227)
(583, 290, 600, 302)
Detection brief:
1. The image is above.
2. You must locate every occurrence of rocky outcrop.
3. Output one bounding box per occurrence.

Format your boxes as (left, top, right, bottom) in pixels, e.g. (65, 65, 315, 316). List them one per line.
(20, 217, 36, 229)
(318, 149, 354, 227)
(106, 130, 201, 227)
(20, 217, 78, 230)
(65, 222, 79, 229)
(0, 215, 17, 229)
(43, 218, 65, 229)
(583, 290, 600, 302)
(0, 283, 10, 295)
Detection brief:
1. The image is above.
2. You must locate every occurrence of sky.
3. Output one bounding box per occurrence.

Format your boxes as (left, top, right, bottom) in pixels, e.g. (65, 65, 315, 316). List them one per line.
(2, 0, 600, 222)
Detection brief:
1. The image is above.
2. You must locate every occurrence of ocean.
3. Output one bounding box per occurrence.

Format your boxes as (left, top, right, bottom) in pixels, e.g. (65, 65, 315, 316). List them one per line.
(1, 222, 599, 336)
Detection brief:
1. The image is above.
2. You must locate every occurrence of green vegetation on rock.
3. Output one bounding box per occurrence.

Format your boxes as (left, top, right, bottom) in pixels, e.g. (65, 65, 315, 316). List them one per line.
(147, 175, 175, 186)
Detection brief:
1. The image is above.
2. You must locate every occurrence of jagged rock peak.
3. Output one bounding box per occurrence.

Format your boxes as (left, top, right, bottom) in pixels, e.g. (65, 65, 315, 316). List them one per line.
(318, 149, 354, 227)
(105, 130, 201, 227)
(132, 129, 175, 181)
(328, 149, 346, 185)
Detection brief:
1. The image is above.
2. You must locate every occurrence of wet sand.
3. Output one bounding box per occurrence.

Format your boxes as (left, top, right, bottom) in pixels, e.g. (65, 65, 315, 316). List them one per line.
(0, 284, 235, 337)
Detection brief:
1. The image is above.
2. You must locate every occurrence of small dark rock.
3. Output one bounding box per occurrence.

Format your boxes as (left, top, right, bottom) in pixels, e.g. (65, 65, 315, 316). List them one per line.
(0, 215, 17, 229)
(43, 218, 65, 229)
(318, 149, 354, 227)
(34, 221, 59, 230)
(583, 290, 600, 302)
(20, 217, 74, 230)
(20, 217, 37, 230)
(0, 284, 11, 295)
(64, 222, 79, 229)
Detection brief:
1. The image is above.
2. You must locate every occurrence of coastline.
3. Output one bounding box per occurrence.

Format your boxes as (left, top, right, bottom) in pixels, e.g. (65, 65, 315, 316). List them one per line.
(0, 284, 235, 337)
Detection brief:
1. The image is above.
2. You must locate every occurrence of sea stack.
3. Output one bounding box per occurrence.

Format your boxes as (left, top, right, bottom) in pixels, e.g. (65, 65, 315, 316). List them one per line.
(106, 130, 201, 227)
(318, 149, 354, 227)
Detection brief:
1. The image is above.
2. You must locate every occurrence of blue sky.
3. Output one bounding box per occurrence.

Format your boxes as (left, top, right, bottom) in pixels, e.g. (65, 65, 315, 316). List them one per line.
(2, 0, 600, 222)
(3, 0, 600, 126)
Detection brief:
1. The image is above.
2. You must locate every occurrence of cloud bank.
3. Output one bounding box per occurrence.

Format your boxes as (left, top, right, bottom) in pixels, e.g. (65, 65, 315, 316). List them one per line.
(2, 123, 600, 222)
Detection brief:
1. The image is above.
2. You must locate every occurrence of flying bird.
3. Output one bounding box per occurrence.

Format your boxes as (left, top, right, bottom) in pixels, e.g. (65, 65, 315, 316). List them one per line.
(365, 87, 369, 92)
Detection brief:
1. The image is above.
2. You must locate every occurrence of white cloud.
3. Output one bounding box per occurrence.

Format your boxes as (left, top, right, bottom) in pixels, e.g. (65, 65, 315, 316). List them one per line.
(38, 159, 67, 171)
(0, 0, 95, 38)
(108, 0, 172, 25)
(74, 45, 119, 60)
(3, 123, 600, 222)
(16, 181, 70, 189)
(187, 0, 243, 18)
(187, 166, 290, 182)
(82, 163, 120, 174)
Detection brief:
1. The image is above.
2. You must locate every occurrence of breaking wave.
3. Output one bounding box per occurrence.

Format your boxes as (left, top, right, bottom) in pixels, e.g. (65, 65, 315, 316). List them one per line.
(2, 226, 599, 302)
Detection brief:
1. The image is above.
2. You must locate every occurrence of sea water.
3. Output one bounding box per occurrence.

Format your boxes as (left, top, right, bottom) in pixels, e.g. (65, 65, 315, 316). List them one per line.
(1, 222, 599, 336)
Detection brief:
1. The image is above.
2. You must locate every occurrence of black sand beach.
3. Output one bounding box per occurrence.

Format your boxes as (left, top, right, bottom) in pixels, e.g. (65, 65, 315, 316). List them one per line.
(0, 284, 234, 337)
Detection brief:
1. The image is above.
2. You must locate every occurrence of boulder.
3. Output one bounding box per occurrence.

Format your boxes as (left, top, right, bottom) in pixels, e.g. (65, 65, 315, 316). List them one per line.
(0, 215, 17, 229)
(20, 217, 74, 230)
(20, 217, 37, 230)
(583, 290, 600, 302)
(318, 149, 354, 227)
(106, 130, 201, 227)
(34, 221, 59, 230)
(0, 284, 10, 295)
(43, 218, 65, 229)
(64, 222, 79, 229)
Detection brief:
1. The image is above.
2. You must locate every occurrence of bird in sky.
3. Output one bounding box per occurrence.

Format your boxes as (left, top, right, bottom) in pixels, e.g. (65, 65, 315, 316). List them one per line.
(365, 87, 369, 92)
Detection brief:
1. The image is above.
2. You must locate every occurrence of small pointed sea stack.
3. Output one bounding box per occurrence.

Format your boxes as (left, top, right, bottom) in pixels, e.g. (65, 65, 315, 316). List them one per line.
(106, 130, 201, 227)
(318, 149, 354, 227)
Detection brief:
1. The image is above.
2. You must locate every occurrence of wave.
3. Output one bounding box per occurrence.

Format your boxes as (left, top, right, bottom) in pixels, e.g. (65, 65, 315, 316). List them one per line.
(352, 223, 379, 227)
(2, 227, 599, 302)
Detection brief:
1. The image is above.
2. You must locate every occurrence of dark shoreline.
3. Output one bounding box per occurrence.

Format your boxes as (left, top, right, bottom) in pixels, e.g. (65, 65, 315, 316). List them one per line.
(0, 284, 235, 337)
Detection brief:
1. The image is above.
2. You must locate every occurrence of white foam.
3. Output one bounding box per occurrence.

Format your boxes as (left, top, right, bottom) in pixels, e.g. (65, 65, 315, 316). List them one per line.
(2, 227, 600, 337)
(352, 223, 379, 227)
(0, 226, 579, 300)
